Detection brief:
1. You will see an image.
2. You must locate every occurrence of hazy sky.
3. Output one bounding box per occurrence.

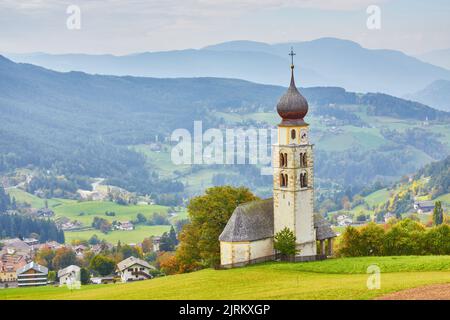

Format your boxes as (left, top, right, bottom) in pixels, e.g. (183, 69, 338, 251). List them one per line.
(1, 0, 449, 55)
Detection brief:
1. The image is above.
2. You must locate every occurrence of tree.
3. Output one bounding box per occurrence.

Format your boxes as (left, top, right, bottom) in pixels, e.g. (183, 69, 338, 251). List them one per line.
(357, 223, 385, 256)
(88, 234, 101, 245)
(174, 218, 189, 233)
(175, 186, 258, 268)
(90, 255, 115, 276)
(48, 270, 56, 283)
(36, 248, 56, 270)
(433, 201, 444, 226)
(135, 213, 147, 224)
(337, 226, 362, 257)
(141, 238, 153, 253)
(274, 227, 297, 257)
(119, 244, 142, 259)
(80, 267, 91, 285)
(169, 226, 178, 246)
(158, 252, 179, 275)
(52, 248, 78, 270)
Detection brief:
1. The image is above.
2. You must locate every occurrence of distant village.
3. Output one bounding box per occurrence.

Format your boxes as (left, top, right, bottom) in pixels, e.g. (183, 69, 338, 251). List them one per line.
(0, 236, 163, 289)
(333, 200, 436, 228)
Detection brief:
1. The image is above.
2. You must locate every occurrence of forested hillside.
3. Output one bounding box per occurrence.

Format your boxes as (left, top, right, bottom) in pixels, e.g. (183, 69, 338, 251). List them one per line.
(1, 55, 449, 199)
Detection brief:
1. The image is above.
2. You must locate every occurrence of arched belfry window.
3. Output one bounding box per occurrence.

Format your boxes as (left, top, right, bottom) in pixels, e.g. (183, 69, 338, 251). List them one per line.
(291, 129, 296, 140)
(299, 152, 308, 168)
(300, 172, 308, 188)
(280, 152, 288, 167)
(280, 173, 288, 188)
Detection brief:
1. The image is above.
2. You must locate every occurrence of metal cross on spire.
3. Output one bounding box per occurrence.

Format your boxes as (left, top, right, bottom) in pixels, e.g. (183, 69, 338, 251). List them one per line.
(289, 47, 296, 67)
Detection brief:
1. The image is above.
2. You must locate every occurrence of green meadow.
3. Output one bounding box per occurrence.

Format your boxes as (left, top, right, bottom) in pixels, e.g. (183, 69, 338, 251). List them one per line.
(64, 225, 171, 244)
(1, 256, 450, 300)
(6, 188, 174, 244)
(52, 201, 169, 226)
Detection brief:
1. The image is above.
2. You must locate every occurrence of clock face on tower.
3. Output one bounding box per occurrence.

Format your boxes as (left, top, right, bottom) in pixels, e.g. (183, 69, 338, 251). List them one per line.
(300, 129, 308, 144)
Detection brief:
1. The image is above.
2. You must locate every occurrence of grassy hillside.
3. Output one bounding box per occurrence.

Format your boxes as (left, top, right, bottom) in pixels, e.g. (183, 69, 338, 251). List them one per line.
(5, 188, 174, 244)
(1, 54, 449, 199)
(1, 256, 450, 300)
(52, 201, 169, 225)
(6, 188, 75, 208)
(64, 225, 171, 244)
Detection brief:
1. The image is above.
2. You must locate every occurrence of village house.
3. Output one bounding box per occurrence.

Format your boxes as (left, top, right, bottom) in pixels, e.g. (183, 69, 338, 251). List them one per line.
(116, 256, 154, 282)
(152, 236, 161, 252)
(72, 245, 88, 257)
(90, 276, 115, 285)
(33, 240, 65, 253)
(36, 208, 54, 217)
(384, 212, 396, 222)
(58, 265, 81, 286)
(0, 248, 27, 285)
(414, 201, 435, 214)
(22, 238, 39, 246)
(115, 221, 134, 231)
(336, 214, 353, 227)
(1, 238, 32, 259)
(16, 262, 48, 287)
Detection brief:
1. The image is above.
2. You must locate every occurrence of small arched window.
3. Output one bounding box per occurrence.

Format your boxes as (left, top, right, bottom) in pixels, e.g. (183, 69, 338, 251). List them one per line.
(302, 153, 307, 167)
(284, 153, 288, 167)
(280, 173, 285, 187)
(291, 129, 296, 140)
(300, 172, 308, 188)
(279, 153, 285, 167)
(285, 174, 288, 187)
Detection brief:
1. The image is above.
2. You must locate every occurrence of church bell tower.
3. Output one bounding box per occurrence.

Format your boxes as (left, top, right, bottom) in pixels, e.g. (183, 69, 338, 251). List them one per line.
(273, 48, 316, 256)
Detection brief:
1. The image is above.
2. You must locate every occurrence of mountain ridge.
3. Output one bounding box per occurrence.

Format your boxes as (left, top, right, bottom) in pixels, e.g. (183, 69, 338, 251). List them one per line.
(5, 37, 450, 97)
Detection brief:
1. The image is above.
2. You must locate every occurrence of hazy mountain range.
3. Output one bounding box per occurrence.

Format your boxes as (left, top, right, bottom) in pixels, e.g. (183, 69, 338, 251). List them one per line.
(5, 37, 450, 98)
(417, 48, 450, 70)
(405, 80, 450, 112)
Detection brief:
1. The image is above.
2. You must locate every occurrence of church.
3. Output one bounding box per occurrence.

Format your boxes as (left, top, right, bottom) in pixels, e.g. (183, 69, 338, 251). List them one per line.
(219, 52, 336, 267)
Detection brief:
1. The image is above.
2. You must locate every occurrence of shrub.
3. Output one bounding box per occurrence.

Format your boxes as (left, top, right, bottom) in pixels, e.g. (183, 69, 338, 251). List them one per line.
(274, 227, 297, 256)
(338, 219, 450, 257)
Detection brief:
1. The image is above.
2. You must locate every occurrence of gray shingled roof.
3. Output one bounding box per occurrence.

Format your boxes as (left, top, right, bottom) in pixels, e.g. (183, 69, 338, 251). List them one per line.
(219, 199, 336, 242)
(314, 214, 337, 240)
(219, 199, 274, 242)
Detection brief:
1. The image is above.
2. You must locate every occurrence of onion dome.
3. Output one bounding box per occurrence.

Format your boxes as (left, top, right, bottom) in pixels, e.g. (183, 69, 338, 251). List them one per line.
(276, 61, 309, 126)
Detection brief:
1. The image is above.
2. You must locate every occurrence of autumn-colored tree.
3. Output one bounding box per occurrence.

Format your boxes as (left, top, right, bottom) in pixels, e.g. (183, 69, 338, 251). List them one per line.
(341, 196, 351, 211)
(36, 248, 56, 270)
(357, 223, 385, 256)
(176, 186, 258, 269)
(52, 247, 78, 270)
(337, 226, 362, 257)
(119, 244, 143, 260)
(141, 238, 153, 253)
(157, 252, 179, 275)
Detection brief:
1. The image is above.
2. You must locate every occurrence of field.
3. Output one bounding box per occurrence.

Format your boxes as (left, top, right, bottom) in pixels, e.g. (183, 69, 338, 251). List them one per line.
(1, 256, 450, 300)
(64, 225, 171, 244)
(6, 188, 76, 208)
(5, 188, 176, 244)
(52, 201, 169, 226)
